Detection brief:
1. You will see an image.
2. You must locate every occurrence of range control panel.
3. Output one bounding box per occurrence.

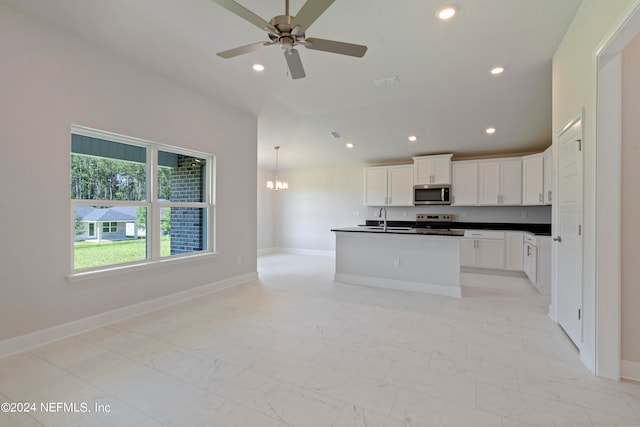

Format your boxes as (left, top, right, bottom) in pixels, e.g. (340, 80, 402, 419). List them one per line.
(416, 214, 453, 222)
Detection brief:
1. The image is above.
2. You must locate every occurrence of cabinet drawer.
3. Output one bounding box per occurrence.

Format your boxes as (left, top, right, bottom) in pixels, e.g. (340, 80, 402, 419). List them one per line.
(524, 233, 537, 245)
(463, 230, 505, 239)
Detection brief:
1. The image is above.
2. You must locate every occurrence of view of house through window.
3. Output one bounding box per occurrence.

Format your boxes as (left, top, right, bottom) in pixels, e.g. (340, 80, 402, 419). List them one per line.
(71, 128, 213, 271)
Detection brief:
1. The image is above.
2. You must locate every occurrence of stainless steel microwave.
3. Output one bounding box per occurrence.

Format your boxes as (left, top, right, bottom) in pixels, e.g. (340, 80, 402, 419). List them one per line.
(413, 184, 451, 205)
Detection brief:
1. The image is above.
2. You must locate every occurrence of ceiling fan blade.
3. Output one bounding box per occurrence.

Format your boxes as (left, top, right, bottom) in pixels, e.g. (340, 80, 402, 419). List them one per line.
(284, 49, 306, 79)
(290, 0, 336, 33)
(211, 0, 277, 33)
(217, 41, 276, 59)
(303, 38, 368, 57)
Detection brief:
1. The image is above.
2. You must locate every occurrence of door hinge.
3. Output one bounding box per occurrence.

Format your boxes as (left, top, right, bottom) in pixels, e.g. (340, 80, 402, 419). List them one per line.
(578, 224, 582, 236)
(577, 139, 582, 151)
(578, 308, 581, 320)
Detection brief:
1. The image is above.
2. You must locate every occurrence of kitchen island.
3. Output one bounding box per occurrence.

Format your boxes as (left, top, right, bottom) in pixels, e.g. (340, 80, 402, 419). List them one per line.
(332, 227, 463, 298)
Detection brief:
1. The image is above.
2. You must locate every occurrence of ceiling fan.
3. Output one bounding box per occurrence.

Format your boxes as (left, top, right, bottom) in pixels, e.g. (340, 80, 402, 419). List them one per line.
(211, 0, 368, 79)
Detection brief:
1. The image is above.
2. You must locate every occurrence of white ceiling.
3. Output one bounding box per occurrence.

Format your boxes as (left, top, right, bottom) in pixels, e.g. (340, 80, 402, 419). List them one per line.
(3, 0, 582, 170)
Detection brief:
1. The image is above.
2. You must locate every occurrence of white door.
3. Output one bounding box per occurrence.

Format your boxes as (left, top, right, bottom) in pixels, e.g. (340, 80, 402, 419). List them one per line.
(387, 166, 414, 206)
(556, 119, 583, 347)
(479, 161, 501, 205)
(500, 159, 523, 205)
(364, 167, 388, 206)
(451, 162, 479, 205)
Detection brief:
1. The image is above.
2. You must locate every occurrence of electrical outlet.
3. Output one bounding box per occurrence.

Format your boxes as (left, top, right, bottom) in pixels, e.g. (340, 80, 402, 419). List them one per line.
(521, 211, 528, 219)
(353, 211, 360, 217)
(393, 259, 400, 269)
(462, 211, 468, 218)
(402, 211, 408, 217)
(237, 256, 242, 265)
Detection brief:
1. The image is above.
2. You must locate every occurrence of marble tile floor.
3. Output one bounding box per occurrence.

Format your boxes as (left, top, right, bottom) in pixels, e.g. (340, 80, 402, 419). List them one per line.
(1, 253, 639, 427)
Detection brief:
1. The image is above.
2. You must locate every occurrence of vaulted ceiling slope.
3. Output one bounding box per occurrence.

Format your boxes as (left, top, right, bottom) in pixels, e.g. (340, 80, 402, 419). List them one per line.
(3, 0, 582, 169)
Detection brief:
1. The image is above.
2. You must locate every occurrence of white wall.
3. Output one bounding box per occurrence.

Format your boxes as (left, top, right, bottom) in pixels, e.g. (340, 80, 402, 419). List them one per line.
(275, 165, 365, 253)
(0, 5, 257, 342)
(257, 167, 276, 251)
(622, 33, 640, 367)
(552, 0, 637, 375)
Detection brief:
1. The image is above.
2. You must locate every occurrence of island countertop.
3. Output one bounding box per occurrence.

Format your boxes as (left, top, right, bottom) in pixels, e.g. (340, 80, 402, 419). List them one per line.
(331, 226, 465, 236)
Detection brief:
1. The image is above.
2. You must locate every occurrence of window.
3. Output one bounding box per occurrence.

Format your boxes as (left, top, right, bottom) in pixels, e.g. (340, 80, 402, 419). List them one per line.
(102, 222, 118, 233)
(71, 125, 215, 272)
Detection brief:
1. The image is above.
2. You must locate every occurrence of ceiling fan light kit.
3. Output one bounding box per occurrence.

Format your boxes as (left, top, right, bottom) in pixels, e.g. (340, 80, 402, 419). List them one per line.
(212, 0, 368, 79)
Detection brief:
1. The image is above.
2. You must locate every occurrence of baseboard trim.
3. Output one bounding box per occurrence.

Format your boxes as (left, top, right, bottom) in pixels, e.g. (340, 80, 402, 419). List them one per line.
(334, 273, 461, 298)
(259, 247, 335, 257)
(622, 359, 640, 382)
(0, 272, 258, 359)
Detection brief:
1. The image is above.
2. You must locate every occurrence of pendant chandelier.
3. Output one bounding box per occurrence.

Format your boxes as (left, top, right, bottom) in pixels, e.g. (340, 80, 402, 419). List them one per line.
(267, 146, 288, 191)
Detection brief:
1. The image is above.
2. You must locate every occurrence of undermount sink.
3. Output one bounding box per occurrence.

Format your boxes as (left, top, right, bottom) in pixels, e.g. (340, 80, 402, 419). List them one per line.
(364, 226, 413, 231)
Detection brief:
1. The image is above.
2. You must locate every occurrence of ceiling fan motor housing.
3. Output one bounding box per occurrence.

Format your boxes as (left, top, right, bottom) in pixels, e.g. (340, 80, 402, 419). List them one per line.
(268, 15, 306, 49)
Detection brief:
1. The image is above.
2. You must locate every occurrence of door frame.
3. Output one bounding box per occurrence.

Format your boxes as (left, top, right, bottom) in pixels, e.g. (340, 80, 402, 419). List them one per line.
(594, 0, 640, 380)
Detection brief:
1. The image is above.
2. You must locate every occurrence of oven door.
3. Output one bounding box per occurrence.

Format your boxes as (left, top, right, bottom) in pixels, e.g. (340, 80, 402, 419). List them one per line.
(413, 185, 451, 205)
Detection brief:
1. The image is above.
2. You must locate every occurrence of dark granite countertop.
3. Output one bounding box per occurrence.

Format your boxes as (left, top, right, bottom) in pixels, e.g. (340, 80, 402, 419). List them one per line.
(360, 220, 551, 236)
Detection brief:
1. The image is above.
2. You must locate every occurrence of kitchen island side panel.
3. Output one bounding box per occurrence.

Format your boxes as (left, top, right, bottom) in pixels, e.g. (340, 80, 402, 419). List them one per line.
(334, 232, 461, 297)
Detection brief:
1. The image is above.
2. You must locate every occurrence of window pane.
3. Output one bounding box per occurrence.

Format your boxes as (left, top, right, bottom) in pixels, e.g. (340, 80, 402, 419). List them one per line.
(158, 151, 206, 202)
(160, 207, 207, 256)
(74, 205, 147, 269)
(71, 137, 147, 201)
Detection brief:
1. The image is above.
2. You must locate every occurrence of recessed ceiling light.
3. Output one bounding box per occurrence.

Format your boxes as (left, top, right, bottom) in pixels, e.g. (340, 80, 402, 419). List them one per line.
(252, 64, 265, 71)
(437, 5, 458, 20)
(408, 136, 417, 142)
(490, 66, 505, 75)
(486, 127, 496, 134)
(345, 142, 354, 148)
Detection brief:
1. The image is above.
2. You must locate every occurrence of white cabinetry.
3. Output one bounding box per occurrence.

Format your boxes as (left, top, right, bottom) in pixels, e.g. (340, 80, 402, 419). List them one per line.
(523, 233, 551, 294)
(451, 161, 479, 205)
(505, 231, 524, 271)
(460, 230, 505, 270)
(364, 165, 414, 206)
(413, 154, 452, 185)
(523, 234, 537, 284)
(479, 158, 522, 205)
(522, 153, 544, 205)
(543, 146, 552, 205)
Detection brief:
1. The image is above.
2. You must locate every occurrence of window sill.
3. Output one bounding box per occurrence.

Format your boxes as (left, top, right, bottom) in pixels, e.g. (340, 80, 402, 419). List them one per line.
(67, 251, 219, 283)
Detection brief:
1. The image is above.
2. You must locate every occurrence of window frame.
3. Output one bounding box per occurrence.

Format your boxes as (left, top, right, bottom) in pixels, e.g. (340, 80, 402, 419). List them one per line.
(69, 125, 217, 281)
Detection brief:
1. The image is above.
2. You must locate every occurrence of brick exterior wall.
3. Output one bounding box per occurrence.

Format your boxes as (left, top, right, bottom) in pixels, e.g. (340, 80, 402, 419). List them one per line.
(169, 155, 205, 254)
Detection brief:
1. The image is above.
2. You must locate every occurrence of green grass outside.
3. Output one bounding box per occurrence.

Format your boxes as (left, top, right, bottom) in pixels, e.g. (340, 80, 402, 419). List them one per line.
(74, 236, 170, 270)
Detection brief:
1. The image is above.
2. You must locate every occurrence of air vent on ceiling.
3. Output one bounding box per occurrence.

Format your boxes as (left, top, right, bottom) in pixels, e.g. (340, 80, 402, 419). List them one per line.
(329, 131, 342, 139)
(374, 75, 400, 87)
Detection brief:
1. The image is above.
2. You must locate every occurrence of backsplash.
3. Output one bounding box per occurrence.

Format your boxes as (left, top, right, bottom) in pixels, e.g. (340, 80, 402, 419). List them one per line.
(366, 205, 551, 224)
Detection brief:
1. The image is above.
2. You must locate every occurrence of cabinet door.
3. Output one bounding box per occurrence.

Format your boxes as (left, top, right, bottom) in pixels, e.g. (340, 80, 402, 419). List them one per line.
(500, 159, 522, 205)
(452, 162, 479, 205)
(431, 157, 451, 184)
(460, 238, 477, 267)
(505, 232, 524, 271)
(413, 158, 433, 185)
(524, 244, 537, 284)
(543, 149, 552, 204)
(364, 168, 388, 206)
(477, 239, 505, 269)
(387, 166, 414, 206)
(479, 161, 501, 205)
(522, 155, 544, 205)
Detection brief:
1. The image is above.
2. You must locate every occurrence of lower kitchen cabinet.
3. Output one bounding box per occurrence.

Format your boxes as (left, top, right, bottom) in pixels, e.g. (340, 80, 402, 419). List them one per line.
(523, 233, 551, 295)
(505, 231, 524, 271)
(460, 231, 505, 270)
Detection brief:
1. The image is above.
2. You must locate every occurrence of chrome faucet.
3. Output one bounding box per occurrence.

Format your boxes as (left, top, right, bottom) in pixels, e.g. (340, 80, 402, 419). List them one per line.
(378, 206, 387, 232)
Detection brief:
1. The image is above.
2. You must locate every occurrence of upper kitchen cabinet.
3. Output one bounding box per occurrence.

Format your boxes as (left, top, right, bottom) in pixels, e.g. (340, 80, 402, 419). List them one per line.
(479, 158, 522, 205)
(412, 154, 452, 185)
(543, 146, 552, 205)
(522, 153, 544, 205)
(451, 161, 479, 205)
(364, 165, 414, 206)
